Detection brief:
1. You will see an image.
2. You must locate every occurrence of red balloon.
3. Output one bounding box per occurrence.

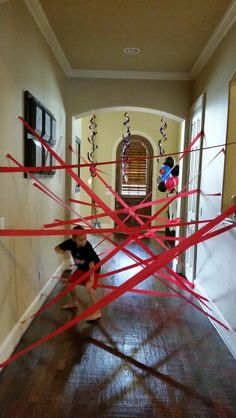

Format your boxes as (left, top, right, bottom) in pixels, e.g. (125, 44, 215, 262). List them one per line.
(165, 176, 178, 190)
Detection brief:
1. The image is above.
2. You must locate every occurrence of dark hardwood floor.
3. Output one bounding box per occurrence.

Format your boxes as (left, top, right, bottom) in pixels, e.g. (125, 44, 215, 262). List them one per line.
(0, 235, 236, 418)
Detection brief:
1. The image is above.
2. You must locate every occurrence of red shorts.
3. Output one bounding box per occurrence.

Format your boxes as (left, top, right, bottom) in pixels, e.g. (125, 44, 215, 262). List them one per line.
(69, 268, 100, 289)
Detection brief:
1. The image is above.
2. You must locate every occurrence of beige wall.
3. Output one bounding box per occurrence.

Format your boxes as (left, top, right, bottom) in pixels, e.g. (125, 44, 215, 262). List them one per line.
(193, 23, 236, 218)
(66, 78, 192, 121)
(192, 22, 236, 355)
(0, 1, 66, 353)
(65, 77, 191, 154)
(222, 82, 236, 212)
(65, 77, 192, 228)
(73, 111, 181, 226)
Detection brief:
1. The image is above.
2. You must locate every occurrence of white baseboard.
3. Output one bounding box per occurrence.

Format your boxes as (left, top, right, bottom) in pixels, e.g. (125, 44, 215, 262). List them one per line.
(195, 282, 236, 360)
(0, 262, 65, 366)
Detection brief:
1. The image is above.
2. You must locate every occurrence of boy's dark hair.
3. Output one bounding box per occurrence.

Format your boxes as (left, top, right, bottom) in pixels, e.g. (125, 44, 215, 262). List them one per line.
(72, 225, 84, 237)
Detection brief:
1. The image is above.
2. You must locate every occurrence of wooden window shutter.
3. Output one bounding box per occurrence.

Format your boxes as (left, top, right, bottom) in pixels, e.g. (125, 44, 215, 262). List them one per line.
(121, 140, 147, 196)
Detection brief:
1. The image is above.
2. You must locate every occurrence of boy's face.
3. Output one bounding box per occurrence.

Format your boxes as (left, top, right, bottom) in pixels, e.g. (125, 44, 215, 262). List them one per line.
(73, 233, 87, 247)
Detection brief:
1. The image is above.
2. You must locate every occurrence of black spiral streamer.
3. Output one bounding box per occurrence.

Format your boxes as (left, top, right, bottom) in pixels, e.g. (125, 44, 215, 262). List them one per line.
(87, 115, 98, 163)
(122, 112, 131, 182)
(158, 117, 167, 157)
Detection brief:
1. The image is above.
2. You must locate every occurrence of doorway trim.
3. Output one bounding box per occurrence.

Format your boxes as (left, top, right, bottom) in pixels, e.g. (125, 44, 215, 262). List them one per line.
(74, 106, 184, 123)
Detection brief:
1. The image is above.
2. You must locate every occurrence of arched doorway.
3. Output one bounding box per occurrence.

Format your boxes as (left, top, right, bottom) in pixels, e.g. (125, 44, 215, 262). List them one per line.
(115, 135, 153, 227)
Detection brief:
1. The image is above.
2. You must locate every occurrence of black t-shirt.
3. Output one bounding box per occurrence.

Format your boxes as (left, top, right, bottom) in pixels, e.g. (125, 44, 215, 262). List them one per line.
(58, 239, 101, 272)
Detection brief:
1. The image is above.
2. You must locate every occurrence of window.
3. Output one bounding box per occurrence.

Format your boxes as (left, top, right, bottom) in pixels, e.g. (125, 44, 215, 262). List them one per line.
(121, 140, 148, 196)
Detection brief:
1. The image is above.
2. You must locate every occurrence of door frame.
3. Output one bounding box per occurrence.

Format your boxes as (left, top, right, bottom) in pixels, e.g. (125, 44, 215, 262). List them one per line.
(184, 94, 206, 282)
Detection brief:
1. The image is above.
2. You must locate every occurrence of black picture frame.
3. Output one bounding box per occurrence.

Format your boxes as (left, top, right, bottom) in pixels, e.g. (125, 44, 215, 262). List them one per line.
(24, 91, 56, 177)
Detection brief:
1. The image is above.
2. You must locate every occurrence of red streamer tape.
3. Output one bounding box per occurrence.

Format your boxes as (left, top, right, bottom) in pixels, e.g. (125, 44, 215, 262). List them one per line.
(0, 119, 233, 369)
(1, 203, 235, 368)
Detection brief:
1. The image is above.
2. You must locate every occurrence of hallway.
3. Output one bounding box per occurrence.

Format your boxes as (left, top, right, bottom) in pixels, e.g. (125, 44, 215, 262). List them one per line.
(0, 237, 236, 418)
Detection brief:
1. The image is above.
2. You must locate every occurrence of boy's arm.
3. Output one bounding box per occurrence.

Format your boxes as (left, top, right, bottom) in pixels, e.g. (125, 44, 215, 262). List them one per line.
(54, 245, 67, 254)
(85, 261, 95, 289)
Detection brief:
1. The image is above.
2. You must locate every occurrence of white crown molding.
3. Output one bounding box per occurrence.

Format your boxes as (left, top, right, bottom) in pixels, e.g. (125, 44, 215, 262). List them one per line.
(24, 0, 236, 81)
(67, 68, 192, 81)
(75, 106, 184, 122)
(24, 0, 71, 74)
(191, 0, 236, 78)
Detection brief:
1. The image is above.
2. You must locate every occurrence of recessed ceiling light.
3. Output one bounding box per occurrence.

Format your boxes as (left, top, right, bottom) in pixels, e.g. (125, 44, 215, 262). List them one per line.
(123, 47, 140, 55)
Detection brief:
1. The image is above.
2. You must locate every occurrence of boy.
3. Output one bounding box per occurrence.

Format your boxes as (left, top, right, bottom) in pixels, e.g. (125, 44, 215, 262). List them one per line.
(55, 225, 101, 321)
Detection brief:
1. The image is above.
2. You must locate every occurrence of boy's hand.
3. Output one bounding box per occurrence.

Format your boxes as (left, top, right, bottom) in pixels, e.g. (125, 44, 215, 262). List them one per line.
(61, 278, 69, 286)
(85, 279, 94, 289)
(87, 263, 95, 289)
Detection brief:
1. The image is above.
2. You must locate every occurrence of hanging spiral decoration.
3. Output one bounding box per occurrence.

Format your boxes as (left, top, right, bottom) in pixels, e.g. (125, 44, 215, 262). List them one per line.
(157, 116, 168, 158)
(87, 114, 98, 164)
(122, 112, 131, 183)
(87, 114, 98, 178)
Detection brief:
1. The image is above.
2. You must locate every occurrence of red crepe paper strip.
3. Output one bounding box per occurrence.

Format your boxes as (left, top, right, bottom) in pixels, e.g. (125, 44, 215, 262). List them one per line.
(6, 154, 81, 219)
(42, 188, 200, 229)
(142, 149, 222, 228)
(7, 154, 107, 237)
(10, 157, 203, 232)
(197, 222, 236, 244)
(96, 170, 144, 226)
(18, 117, 130, 233)
(80, 153, 150, 228)
(148, 234, 184, 241)
(1, 204, 235, 368)
(158, 269, 210, 310)
(133, 214, 151, 219)
(80, 153, 145, 227)
(97, 283, 181, 298)
(17, 227, 190, 326)
(131, 236, 206, 302)
(43, 215, 206, 231)
(102, 226, 211, 306)
(93, 158, 185, 230)
(178, 131, 203, 161)
(0, 118, 231, 368)
(69, 198, 100, 208)
(63, 189, 218, 231)
(0, 228, 121, 236)
(55, 186, 221, 310)
(129, 213, 236, 310)
(98, 257, 154, 279)
(2, 138, 236, 173)
(164, 266, 194, 290)
(69, 144, 108, 175)
(149, 148, 223, 238)
(33, 182, 68, 208)
(21, 233, 137, 324)
(82, 153, 200, 232)
(2, 214, 232, 238)
(0, 163, 81, 173)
